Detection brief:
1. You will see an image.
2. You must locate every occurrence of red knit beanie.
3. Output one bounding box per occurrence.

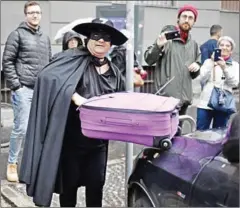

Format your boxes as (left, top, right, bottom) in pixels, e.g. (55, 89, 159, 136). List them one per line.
(178, 5, 198, 21)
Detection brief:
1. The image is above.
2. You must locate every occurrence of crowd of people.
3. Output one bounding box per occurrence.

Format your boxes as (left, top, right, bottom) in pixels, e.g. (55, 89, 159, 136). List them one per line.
(1, 1, 239, 207)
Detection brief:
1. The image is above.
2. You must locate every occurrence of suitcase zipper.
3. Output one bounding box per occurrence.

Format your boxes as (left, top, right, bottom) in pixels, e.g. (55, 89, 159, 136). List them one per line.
(82, 105, 179, 114)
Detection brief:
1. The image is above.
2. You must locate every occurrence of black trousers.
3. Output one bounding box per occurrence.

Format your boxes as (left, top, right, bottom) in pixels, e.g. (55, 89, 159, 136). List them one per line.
(176, 103, 189, 135)
(59, 184, 104, 207)
(59, 144, 108, 207)
(179, 103, 188, 116)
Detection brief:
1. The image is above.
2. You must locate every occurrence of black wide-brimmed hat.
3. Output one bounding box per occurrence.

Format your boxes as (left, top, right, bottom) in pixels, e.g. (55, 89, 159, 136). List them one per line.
(72, 18, 128, 46)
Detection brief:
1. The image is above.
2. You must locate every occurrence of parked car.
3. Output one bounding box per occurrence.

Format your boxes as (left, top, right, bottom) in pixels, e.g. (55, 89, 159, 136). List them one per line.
(127, 114, 239, 207)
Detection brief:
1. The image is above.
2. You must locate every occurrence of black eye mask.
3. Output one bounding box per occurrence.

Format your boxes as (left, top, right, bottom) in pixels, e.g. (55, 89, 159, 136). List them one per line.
(90, 32, 111, 42)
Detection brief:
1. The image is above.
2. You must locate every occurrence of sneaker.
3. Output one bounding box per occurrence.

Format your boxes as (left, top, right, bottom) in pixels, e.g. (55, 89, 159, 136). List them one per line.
(6, 164, 19, 182)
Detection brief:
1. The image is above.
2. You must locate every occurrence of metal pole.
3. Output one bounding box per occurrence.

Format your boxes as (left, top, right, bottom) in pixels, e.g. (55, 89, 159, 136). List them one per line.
(125, 1, 134, 206)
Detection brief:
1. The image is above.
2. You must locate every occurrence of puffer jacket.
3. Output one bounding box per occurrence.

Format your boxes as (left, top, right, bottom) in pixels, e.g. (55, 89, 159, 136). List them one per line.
(51, 31, 82, 61)
(2, 21, 51, 90)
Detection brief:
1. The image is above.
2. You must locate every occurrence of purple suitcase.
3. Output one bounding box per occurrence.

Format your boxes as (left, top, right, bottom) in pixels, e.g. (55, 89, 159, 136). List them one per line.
(79, 92, 180, 149)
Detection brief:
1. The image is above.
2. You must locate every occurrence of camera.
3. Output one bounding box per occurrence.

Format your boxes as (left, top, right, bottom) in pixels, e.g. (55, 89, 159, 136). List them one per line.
(165, 30, 180, 40)
(214, 48, 221, 62)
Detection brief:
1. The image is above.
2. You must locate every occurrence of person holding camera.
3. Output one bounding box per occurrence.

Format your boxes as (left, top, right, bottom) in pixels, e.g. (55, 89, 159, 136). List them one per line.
(144, 5, 201, 121)
(196, 36, 239, 130)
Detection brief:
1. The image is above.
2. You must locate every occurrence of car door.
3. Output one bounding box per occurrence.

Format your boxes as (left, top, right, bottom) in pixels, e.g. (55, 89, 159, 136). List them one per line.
(189, 156, 239, 207)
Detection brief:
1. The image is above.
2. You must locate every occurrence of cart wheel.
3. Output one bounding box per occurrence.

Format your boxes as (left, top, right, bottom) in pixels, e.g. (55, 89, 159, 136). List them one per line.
(160, 139, 172, 150)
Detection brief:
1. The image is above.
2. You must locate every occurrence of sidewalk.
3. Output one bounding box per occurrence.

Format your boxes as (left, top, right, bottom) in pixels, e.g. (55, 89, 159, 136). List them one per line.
(1, 158, 127, 207)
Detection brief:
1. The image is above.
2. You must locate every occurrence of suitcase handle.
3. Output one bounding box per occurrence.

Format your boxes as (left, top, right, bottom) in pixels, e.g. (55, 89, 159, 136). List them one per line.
(101, 117, 139, 126)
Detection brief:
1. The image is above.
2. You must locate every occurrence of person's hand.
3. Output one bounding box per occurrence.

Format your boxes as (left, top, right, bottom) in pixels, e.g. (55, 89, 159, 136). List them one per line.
(157, 32, 168, 48)
(139, 69, 148, 80)
(188, 62, 200, 72)
(216, 57, 226, 70)
(134, 72, 144, 87)
(134, 67, 141, 74)
(134, 68, 148, 80)
(72, 92, 87, 107)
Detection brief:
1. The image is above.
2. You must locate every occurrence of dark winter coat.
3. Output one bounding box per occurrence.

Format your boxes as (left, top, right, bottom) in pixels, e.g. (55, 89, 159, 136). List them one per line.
(200, 39, 218, 64)
(109, 45, 142, 76)
(144, 29, 201, 105)
(2, 21, 51, 90)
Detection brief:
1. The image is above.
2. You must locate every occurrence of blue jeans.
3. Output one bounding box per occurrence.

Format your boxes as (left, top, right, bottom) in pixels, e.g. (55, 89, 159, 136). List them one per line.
(8, 86, 33, 164)
(196, 108, 231, 131)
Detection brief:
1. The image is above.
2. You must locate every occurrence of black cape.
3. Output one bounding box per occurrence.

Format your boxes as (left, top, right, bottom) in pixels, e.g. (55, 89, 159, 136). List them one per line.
(19, 47, 123, 206)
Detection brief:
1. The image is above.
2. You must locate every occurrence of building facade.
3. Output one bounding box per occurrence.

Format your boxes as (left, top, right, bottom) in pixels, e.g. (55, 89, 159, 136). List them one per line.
(1, 0, 239, 102)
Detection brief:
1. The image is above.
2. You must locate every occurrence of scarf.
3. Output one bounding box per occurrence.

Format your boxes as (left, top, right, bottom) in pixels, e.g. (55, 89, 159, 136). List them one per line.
(223, 56, 233, 65)
(91, 56, 108, 67)
(175, 26, 189, 43)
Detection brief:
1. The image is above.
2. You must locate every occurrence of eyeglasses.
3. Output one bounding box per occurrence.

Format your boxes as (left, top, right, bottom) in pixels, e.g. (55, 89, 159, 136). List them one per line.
(26, 11, 42, 15)
(180, 15, 194, 21)
(90, 32, 111, 42)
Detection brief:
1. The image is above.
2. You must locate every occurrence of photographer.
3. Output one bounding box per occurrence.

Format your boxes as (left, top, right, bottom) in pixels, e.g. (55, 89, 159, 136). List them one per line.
(196, 36, 239, 130)
(144, 5, 201, 119)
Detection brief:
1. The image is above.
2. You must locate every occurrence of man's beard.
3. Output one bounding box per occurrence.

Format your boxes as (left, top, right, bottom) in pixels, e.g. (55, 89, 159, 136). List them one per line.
(179, 23, 191, 32)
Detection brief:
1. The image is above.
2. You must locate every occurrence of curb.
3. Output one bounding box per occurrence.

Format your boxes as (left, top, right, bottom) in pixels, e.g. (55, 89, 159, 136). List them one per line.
(1, 184, 35, 207)
(1, 193, 16, 207)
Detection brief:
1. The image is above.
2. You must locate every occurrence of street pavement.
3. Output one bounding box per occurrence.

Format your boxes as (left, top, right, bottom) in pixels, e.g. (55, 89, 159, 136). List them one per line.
(1, 159, 127, 207)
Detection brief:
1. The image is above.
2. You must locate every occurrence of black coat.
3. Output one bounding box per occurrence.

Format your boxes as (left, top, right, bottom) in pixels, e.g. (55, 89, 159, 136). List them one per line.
(109, 45, 143, 76)
(62, 31, 82, 51)
(19, 47, 124, 207)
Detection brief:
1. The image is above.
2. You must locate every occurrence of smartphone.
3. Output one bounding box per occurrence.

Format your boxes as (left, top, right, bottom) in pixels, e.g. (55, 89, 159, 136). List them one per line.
(165, 30, 180, 40)
(214, 48, 222, 61)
